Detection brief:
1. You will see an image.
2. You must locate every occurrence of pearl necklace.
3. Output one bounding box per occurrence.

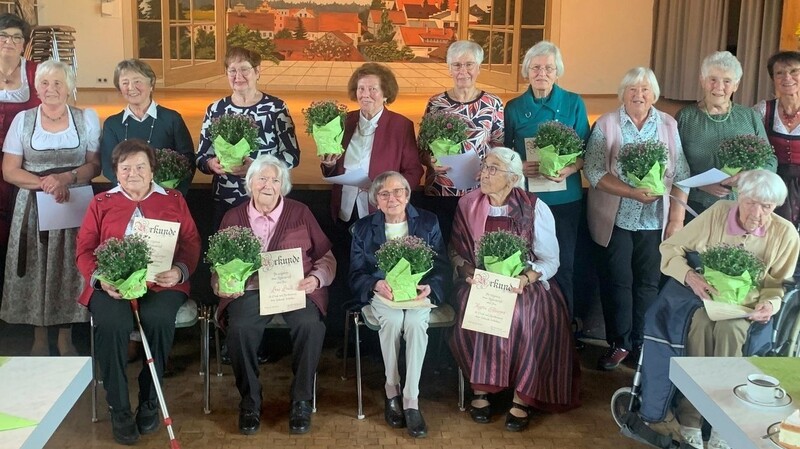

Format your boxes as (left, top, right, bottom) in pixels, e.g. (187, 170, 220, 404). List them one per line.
(702, 101, 732, 123)
(124, 115, 156, 144)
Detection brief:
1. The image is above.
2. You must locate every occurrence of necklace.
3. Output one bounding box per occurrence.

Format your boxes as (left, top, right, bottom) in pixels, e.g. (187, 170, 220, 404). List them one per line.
(0, 63, 19, 84)
(40, 106, 67, 122)
(780, 103, 800, 126)
(357, 122, 376, 137)
(702, 101, 732, 123)
(124, 115, 157, 144)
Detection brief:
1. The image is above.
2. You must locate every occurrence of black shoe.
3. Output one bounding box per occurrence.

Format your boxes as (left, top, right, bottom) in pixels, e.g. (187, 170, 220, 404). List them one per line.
(468, 394, 491, 424)
(404, 409, 428, 438)
(505, 402, 531, 432)
(289, 400, 313, 434)
(238, 409, 260, 435)
(110, 408, 140, 445)
(135, 400, 159, 435)
(384, 395, 406, 428)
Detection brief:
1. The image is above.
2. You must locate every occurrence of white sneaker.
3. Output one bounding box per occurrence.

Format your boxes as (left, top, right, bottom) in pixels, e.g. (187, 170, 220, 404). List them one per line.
(708, 429, 731, 449)
(679, 425, 703, 449)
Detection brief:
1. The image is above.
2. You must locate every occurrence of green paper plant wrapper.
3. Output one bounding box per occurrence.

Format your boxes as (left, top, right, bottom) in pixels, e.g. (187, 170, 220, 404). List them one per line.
(385, 257, 430, 301)
(722, 166, 742, 177)
(214, 258, 258, 295)
(538, 144, 580, 177)
(704, 267, 754, 305)
(96, 268, 148, 300)
(627, 161, 667, 195)
(157, 178, 180, 189)
(429, 137, 462, 159)
(483, 250, 525, 277)
(312, 115, 345, 156)
(213, 135, 251, 172)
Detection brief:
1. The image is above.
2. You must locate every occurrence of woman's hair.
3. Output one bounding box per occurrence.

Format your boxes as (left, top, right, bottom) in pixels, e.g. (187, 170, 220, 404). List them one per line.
(521, 40, 565, 79)
(0, 13, 30, 43)
(617, 67, 661, 103)
(347, 63, 399, 104)
(700, 51, 743, 84)
(111, 139, 156, 174)
(766, 51, 800, 80)
(446, 40, 484, 65)
(113, 59, 157, 92)
(35, 60, 76, 93)
(736, 169, 788, 206)
(368, 171, 411, 206)
(486, 147, 524, 188)
(225, 46, 261, 69)
(245, 154, 292, 197)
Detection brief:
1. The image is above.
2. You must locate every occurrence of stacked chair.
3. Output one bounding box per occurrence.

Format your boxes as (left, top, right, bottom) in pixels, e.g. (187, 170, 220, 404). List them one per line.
(24, 25, 78, 99)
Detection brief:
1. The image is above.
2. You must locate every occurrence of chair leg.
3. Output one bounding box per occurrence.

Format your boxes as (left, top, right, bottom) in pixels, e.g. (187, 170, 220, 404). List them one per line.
(90, 316, 98, 423)
(354, 312, 365, 420)
(312, 372, 317, 413)
(458, 367, 465, 411)
(214, 317, 223, 377)
(341, 311, 351, 380)
(199, 305, 207, 377)
(202, 305, 211, 415)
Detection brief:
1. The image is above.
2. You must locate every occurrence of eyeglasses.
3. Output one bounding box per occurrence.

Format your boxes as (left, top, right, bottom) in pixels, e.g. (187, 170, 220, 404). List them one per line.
(775, 67, 800, 78)
(226, 66, 255, 77)
(254, 176, 281, 185)
(529, 65, 556, 75)
(450, 62, 477, 71)
(480, 163, 511, 176)
(376, 188, 407, 201)
(0, 33, 24, 44)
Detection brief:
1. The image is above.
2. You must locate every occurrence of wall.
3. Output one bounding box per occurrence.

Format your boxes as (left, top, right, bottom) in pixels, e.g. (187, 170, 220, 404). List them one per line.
(780, 0, 800, 51)
(551, 0, 655, 95)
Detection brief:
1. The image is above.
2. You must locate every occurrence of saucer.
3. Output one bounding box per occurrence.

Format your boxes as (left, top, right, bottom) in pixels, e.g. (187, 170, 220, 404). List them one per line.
(767, 422, 790, 448)
(733, 384, 792, 407)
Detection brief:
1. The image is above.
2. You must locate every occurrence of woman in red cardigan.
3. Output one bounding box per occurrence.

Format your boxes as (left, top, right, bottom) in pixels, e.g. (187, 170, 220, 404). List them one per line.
(76, 140, 201, 446)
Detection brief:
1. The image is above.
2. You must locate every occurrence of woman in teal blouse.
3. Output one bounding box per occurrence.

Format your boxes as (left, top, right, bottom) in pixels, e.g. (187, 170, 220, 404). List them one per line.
(504, 40, 590, 319)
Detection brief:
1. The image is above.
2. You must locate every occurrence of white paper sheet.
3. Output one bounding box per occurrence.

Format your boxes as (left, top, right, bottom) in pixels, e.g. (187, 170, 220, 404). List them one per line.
(704, 300, 753, 321)
(436, 151, 481, 190)
(323, 168, 371, 190)
(374, 294, 437, 309)
(36, 185, 94, 231)
(524, 137, 567, 193)
(461, 269, 519, 338)
(675, 168, 730, 189)
(259, 248, 307, 315)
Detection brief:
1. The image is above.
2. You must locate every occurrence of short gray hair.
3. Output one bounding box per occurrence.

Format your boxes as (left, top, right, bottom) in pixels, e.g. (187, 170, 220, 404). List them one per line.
(368, 171, 410, 206)
(35, 59, 75, 92)
(446, 40, 484, 65)
(113, 59, 157, 92)
(486, 147, 524, 188)
(701, 51, 743, 84)
(617, 67, 661, 102)
(521, 40, 564, 79)
(245, 154, 292, 197)
(736, 169, 787, 206)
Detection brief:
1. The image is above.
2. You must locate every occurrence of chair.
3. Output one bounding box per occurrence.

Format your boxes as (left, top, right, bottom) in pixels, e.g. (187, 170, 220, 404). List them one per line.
(24, 25, 78, 100)
(341, 302, 465, 419)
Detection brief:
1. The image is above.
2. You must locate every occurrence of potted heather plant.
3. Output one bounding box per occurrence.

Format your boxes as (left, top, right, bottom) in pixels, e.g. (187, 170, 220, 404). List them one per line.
(206, 226, 263, 295)
(207, 113, 259, 171)
(94, 234, 152, 300)
(154, 148, 192, 189)
(700, 244, 765, 305)
(302, 100, 347, 156)
(417, 111, 469, 161)
(618, 140, 669, 195)
(375, 235, 436, 301)
(532, 120, 584, 177)
(476, 230, 528, 277)
(716, 134, 773, 176)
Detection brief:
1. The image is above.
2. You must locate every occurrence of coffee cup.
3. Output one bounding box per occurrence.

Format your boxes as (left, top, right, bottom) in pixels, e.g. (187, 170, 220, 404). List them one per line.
(746, 374, 786, 404)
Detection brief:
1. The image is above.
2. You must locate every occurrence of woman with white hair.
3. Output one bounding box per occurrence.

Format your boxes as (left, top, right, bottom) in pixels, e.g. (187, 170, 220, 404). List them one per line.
(421, 40, 504, 242)
(678, 51, 775, 214)
(585, 67, 690, 371)
(450, 147, 579, 431)
(0, 59, 100, 356)
(503, 40, 589, 320)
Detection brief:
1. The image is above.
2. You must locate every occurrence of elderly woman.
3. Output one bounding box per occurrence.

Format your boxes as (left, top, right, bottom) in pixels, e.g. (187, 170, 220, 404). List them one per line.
(678, 51, 775, 214)
(755, 51, 800, 225)
(214, 154, 334, 436)
(350, 171, 450, 438)
(503, 40, 589, 319)
(0, 60, 100, 356)
(450, 147, 579, 432)
(100, 59, 195, 195)
(421, 40, 504, 242)
(197, 46, 299, 230)
(644, 169, 799, 449)
(585, 67, 690, 370)
(75, 140, 200, 445)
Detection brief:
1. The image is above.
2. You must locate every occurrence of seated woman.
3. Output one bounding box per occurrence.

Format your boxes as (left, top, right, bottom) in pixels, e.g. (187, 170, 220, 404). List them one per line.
(449, 147, 580, 432)
(75, 139, 201, 445)
(645, 169, 800, 449)
(349, 171, 450, 438)
(213, 154, 334, 436)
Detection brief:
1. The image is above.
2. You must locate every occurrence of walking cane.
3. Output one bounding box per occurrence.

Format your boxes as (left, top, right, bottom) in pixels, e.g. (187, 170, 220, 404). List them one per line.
(130, 299, 182, 449)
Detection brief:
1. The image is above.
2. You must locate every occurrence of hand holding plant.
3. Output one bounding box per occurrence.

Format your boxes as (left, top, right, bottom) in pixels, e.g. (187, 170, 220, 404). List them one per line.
(208, 114, 259, 172)
(716, 134, 773, 176)
(154, 148, 192, 189)
(618, 140, 669, 195)
(700, 243, 765, 305)
(375, 235, 436, 301)
(533, 121, 584, 177)
(94, 235, 152, 300)
(476, 230, 528, 277)
(418, 111, 469, 161)
(302, 100, 347, 156)
(206, 226, 263, 295)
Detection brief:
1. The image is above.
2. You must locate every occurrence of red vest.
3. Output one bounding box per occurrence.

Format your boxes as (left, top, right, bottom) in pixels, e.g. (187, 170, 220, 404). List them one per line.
(765, 99, 800, 165)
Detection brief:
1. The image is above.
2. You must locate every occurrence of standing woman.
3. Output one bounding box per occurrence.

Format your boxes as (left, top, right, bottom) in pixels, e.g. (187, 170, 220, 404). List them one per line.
(503, 41, 589, 319)
(0, 60, 101, 355)
(421, 40, 504, 242)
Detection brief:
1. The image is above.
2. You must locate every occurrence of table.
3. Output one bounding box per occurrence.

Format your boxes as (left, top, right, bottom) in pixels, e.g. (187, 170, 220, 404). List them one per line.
(670, 357, 797, 449)
(0, 357, 92, 449)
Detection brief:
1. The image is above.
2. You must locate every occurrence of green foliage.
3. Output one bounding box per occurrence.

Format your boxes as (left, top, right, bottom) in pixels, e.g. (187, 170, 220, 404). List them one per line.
(302, 100, 348, 135)
(533, 120, 584, 156)
(618, 140, 668, 179)
(417, 111, 469, 150)
(194, 28, 216, 60)
(370, 0, 385, 8)
(206, 226, 263, 269)
(701, 244, 765, 287)
(362, 40, 414, 62)
(207, 114, 259, 149)
(375, 236, 436, 274)
(154, 148, 192, 185)
(94, 235, 152, 281)
(293, 18, 308, 40)
(275, 28, 293, 40)
(476, 230, 528, 269)
(226, 24, 279, 64)
(376, 9, 395, 43)
(304, 34, 352, 61)
(716, 134, 773, 171)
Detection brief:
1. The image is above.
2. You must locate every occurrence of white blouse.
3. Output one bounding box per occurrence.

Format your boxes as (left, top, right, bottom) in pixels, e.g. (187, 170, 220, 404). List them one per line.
(2, 106, 101, 155)
(0, 58, 31, 104)
(339, 108, 383, 222)
(754, 100, 800, 136)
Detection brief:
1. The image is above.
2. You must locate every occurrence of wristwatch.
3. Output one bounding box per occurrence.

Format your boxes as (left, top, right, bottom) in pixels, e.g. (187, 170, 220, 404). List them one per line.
(70, 169, 78, 184)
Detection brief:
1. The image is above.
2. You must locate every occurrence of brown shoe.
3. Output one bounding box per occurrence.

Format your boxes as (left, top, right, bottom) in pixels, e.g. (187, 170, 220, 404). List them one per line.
(597, 346, 629, 371)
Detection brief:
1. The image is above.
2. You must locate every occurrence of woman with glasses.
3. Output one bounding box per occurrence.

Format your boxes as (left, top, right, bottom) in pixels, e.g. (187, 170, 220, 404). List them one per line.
(503, 41, 590, 321)
(420, 40, 504, 242)
(450, 147, 579, 432)
(349, 171, 450, 438)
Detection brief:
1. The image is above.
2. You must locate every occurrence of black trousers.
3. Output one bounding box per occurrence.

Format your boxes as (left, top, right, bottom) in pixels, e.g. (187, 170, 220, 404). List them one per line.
(549, 200, 581, 320)
(596, 226, 661, 350)
(226, 292, 325, 412)
(89, 289, 185, 411)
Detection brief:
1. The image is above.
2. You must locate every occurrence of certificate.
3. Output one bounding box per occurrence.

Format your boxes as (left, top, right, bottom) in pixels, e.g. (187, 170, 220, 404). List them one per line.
(323, 168, 371, 190)
(36, 185, 94, 231)
(704, 300, 753, 321)
(259, 248, 306, 315)
(675, 168, 730, 189)
(437, 151, 481, 190)
(524, 138, 567, 193)
(461, 269, 519, 338)
(132, 217, 180, 282)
